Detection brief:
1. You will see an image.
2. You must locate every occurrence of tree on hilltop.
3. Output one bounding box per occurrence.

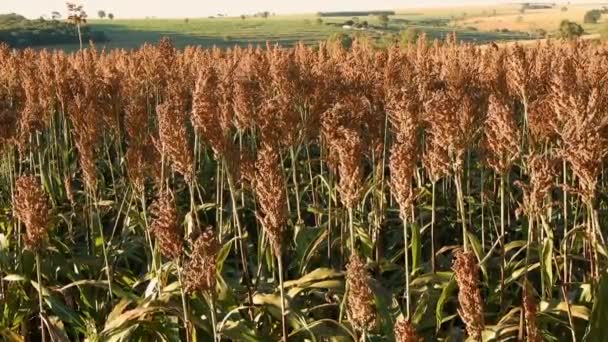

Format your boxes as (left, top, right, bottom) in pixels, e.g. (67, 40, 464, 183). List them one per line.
(66, 2, 87, 49)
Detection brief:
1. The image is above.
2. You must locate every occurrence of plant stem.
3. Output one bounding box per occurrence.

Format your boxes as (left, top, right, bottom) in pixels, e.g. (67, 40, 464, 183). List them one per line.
(94, 194, 113, 298)
(35, 252, 46, 342)
(431, 181, 436, 273)
(348, 207, 355, 254)
(290, 147, 302, 224)
(177, 260, 191, 342)
(500, 174, 506, 309)
(563, 160, 568, 285)
(402, 213, 411, 319)
(76, 24, 82, 50)
(278, 256, 288, 342)
(224, 165, 254, 319)
(455, 172, 468, 251)
(209, 293, 218, 342)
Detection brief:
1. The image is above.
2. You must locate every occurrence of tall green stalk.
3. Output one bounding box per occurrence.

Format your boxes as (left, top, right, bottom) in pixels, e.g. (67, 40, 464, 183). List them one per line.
(94, 194, 114, 298)
(278, 256, 288, 342)
(454, 172, 468, 251)
(431, 181, 436, 273)
(224, 165, 254, 319)
(499, 175, 506, 308)
(177, 259, 191, 342)
(348, 207, 355, 253)
(35, 252, 46, 342)
(402, 212, 411, 319)
(290, 147, 302, 224)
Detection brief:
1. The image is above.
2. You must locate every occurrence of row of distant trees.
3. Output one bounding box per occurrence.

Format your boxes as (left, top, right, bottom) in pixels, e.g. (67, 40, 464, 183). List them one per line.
(0, 13, 107, 48)
(49, 10, 114, 20)
(96, 11, 115, 20)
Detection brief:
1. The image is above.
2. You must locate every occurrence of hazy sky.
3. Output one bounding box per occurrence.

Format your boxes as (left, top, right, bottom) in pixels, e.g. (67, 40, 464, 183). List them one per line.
(0, 0, 587, 19)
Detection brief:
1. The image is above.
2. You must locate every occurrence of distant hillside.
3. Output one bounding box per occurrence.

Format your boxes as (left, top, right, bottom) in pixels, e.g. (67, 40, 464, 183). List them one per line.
(317, 11, 395, 17)
(0, 13, 107, 48)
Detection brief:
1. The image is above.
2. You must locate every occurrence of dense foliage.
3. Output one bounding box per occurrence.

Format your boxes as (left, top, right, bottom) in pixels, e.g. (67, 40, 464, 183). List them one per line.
(0, 13, 107, 48)
(558, 19, 584, 39)
(583, 9, 602, 24)
(1, 36, 608, 341)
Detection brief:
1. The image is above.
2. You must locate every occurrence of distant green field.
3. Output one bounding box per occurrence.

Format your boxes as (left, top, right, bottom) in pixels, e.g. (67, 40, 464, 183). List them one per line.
(29, 3, 607, 51)
(41, 9, 535, 51)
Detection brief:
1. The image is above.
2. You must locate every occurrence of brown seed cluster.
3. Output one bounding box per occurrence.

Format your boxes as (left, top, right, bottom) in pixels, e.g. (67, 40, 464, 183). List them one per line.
(386, 47, 421, 219)
(322, 101, 365, 210)
(13, 175, 51, 252)
(346, 254, 377, 332)
(156, 88, 194, 183)
(452, 249, 485, 341)
(192, 63, 230, 157)
(517, 153, 556, 216)
(150, 191, 183, 260)
(66, 49, 107, 193)
(254, 144, 287, 257)
(394, 318, 421, 342)
(118, 54, 159, 193)
(184, 227, 220, 295)
(483, 94, 520, 175)
(550, 43, 608, 203)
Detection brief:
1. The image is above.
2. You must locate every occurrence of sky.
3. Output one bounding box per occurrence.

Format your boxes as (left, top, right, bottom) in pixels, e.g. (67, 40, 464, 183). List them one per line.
(0, 0, 595, 19)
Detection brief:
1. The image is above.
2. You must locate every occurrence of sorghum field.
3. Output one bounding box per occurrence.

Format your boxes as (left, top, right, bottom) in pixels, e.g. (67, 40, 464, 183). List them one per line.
(0, 36, 607, 342)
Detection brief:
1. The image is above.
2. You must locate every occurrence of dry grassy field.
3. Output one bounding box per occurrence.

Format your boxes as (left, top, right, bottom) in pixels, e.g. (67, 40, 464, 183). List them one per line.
(458, 3, 605, 33)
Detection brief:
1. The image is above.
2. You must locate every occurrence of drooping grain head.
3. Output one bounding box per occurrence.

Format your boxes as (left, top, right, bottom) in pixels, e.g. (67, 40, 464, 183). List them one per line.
(156, 84, 194, 183)
(480, 47, 509, 100)
(346, 253, 377, 332)
(150, 190, 184, 260)
(98, 51, 124, 134)
(517, 153, 555, 216)
(483, 94, 520, 175)
(191, 51, 242, 178)
(506, 44, 530, 100)
(442, 44, 487, 173)
(13, 175, 51, 252)
(528, 98, 558, 145)
(254, 143, 286, 257)
(452, 249, 485, 341)
(18, 49, 47, 155)
(216, 55, 238, 141)
(342, 41, 387, 159)
(422, 93, 452, 183)
(52, 51, 74, 110)
(63, 48, 108, 194)
(184, 227, 220, 296)
(233, 50, 266, 131)
(389, 138, 418, 220)
(254, 47, 301, 149)
(192, 64, 231, 158)
(550, 50, 608, 203)
(67, 94, 100, 193)
(385, 50, 421, 219)
(394, 318, 421, 342)
(126, 143, 161, 194)
(321, 101, 365, 210)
